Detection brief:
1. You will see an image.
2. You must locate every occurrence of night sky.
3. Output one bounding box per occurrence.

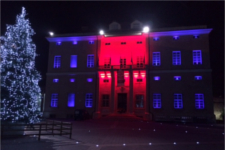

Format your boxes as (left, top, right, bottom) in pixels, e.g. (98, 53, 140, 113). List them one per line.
(1, 1, 224, 97)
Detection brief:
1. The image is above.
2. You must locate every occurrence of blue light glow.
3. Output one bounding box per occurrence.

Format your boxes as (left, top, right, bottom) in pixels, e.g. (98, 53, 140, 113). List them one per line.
(174, 76, 181, 81)
(53, 78, 59, 83)
(87, 78, 93, 82)
(154, 76, 160, 81)
(195, 76, 202, 80)
(56, 42, 61, 45)
(89, 41, 94, 44)
(73, 41, 77, 45)
(173, 36, 179, 40)
(70, 78, 75, 82)
(68, 93, 75, 107)
(193, 35, 199, 39)
(153, 37, 159, 41)
(70, 55, 77, 68)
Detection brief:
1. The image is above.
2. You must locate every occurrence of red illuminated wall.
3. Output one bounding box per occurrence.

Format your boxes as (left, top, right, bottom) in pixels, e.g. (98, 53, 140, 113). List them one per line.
(99, 34, 149, 66)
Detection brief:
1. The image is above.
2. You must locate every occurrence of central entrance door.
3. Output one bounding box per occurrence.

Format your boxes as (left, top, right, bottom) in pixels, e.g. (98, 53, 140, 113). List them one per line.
(117, 93, 127, 113)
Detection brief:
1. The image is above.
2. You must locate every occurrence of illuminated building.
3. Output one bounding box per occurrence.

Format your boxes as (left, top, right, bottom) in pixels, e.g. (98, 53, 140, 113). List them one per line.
(44, 21, 215, 122)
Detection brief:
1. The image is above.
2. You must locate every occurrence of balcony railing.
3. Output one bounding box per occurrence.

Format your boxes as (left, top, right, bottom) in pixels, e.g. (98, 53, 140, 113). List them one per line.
(98, 64, 146, 70)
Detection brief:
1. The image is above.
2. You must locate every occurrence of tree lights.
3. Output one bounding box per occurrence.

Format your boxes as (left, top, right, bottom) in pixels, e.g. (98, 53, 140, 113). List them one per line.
(0, 7, 42, 124)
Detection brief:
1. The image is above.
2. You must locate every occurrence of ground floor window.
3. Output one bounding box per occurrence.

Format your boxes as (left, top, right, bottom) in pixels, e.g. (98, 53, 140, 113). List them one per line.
(135, 95, 144, 108)
(153, 93, 161, 108)
(102, 94, 109, 107)
(174, 93, 183, 109)
(85, 93, 93, 108)
(195, 93, 204, 109)
(51, 93, 58, 107)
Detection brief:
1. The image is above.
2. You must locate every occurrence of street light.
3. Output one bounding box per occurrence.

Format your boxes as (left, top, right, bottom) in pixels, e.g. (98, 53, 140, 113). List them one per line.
(49, 32, 54, 36)
(143, 26, 150, 33)
(99, 30, 104, 35)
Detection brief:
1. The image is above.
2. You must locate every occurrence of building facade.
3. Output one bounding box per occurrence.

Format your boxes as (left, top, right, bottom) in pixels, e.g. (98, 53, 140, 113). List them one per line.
(44, 22, 215, 122)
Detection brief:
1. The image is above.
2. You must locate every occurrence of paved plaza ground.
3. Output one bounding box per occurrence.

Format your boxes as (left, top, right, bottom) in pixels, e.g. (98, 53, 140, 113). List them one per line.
(2, 116, 224, 150)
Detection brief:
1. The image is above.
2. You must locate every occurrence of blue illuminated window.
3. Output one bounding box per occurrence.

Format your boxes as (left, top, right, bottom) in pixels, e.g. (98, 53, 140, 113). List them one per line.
(56, 42, 61, 45)
(193, 35, 199, 39)
(89, 41, 94, 44)
(54, 56, 61, 68)
(173, 36, 179, 40)
(70, 78, 75, 82)
(87, 55, 94, 68)
(153, 94, 161, 108)
(174, 76, 181, 81)
(193, 50, 202, 65)
(51, 93, 58, 107)
(195, 94, 204, 109)
(152, 52, 160, 66)
(87, 78, 93, 82)
(154, 76, 160, 81)
(172, 51, 181, 65)
(70, 55, 77, 68)
(85, 93, 93, 108)
(68, 93, 75, 107)
(153, 37, 159, 41)
(174, 94, 183, 109)
(53, 78, 59, 83)
(195, 76, 202, 80)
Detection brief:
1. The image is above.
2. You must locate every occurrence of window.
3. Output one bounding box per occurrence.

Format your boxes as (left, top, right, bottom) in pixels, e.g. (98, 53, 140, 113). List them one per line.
(102, 94, 109, 107)
(51, 93, 58, 107)
(117, 70, 125, 86)
(137, 79, 143, 82)
(85, 93, 93, 108)
(87, 78, 93, 82)
(174, 94, 183, 109)
(56, 42, 61, 45)
(68, 93, 75, 107)
(54, 56, 61, 68)
(173, 36, 179, 40)
(121, 42, 126, 45)
(104, 58, 111, 68)
(137, 56, 144, 68)
(193, 35, 199, 39)
(172, 51, 181, 65)
(103, 79, 109, 82)
(53, 78, 59, 83)
(152, 52, 160, 66)
(70, 55, 77, 68)
(120, 58, 126, 68)
(70, 78, 75, 82)
(87, 55, 94, 68)
(174, 76, 181, 81)
(135, 95, 144, 108)
(153, 94, 161, 108)
(154, 76, 160, 81)
(195, 94, 204, 109)
(89, 41, 94, 44)
(137, 41, 142, 44)
(195, 76, 202, 80)
(105, 43, 110, 45)
(193, 50, 202, 65)
(153, 37, 159, 41)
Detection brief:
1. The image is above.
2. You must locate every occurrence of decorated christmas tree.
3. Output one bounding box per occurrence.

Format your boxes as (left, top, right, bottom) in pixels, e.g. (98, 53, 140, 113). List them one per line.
(1, 7, 42, 124)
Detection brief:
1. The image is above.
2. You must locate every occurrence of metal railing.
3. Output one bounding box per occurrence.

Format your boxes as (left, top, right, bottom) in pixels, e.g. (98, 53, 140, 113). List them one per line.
(98, 65, 146, 70)
(1, 120, 73, 141)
